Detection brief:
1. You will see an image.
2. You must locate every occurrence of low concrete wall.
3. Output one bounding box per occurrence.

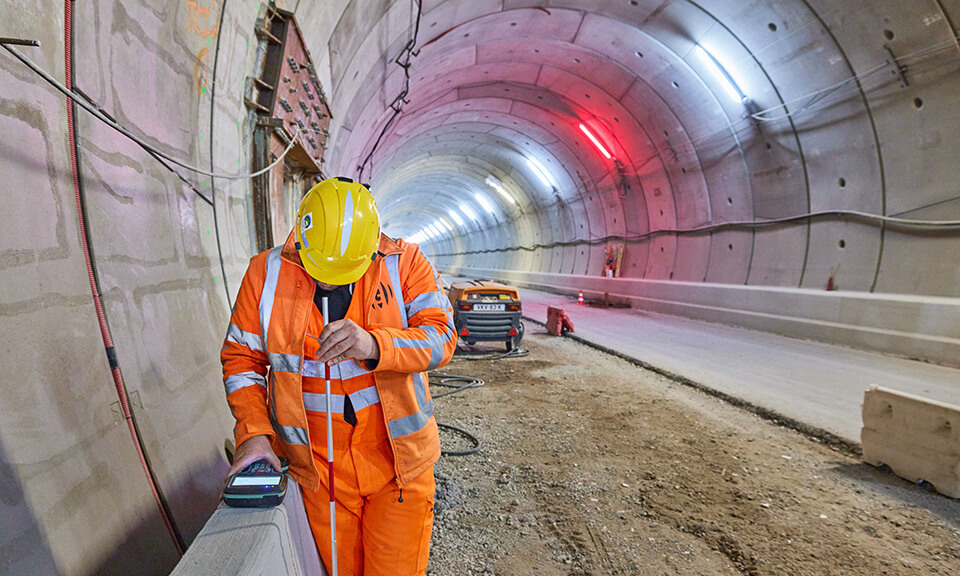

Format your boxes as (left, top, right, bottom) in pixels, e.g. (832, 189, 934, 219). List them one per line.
(444, 266, 960, 368)
(170, 482, 326, 576)
(862, 386, 960, 499)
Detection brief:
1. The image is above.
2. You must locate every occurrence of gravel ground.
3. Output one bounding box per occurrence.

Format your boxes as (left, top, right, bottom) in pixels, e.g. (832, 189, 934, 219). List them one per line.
(426, 329, 960, 576)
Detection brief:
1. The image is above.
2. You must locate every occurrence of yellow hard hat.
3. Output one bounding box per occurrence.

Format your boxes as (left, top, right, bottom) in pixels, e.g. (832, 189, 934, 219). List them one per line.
(295, 177, 381, 285)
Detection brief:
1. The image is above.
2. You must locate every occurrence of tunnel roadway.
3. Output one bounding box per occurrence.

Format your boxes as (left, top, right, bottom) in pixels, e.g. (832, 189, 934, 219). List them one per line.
(450, 280, 960, 444)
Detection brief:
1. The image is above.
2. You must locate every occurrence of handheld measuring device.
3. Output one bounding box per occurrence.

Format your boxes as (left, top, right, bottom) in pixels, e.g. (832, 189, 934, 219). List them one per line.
(223, 457, 290, 508)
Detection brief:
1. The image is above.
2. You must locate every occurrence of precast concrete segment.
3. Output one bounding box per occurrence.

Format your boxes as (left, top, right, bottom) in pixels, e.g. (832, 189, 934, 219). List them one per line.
(169, 481, 327, 576)
(492, 284, 960, 444)
(862, 386, 960, 499)
(328, 0, 960, 309)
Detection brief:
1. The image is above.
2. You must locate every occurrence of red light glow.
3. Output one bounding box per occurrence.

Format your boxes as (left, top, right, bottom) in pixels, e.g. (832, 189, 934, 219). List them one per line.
(579, 124, 612, 159)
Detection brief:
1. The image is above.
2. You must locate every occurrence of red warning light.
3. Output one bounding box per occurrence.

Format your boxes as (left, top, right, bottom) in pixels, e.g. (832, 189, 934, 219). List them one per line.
(579, 124, 612, 160)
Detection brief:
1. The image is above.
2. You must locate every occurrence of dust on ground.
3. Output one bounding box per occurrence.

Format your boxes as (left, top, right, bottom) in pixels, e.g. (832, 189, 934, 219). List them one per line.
(427, 329, 960, 576)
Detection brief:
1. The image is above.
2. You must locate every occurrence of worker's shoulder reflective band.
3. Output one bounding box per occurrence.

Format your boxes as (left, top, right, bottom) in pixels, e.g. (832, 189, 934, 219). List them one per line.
(224, 371, 267, 394)
(384, 254, 408, 329)
(392, 325, 453, 370)
(269, 352, 302, 374)
(303, 386, 380, 413)
(388, 399, 435, 438)
(225, 323, 264, 352)
(259, 246, 283, 348)
(302, 358, 370, 380)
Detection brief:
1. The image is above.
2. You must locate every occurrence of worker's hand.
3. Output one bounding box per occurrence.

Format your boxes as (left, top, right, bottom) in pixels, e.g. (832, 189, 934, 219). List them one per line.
(317, 318, 380, 365)
(226, 435, 282, 478)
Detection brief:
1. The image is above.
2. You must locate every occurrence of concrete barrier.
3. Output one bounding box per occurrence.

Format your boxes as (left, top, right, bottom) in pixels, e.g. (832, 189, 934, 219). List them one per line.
(170, 482, 326, 576)
(444, 266, 960, 368)
(862, 386, 960, 498)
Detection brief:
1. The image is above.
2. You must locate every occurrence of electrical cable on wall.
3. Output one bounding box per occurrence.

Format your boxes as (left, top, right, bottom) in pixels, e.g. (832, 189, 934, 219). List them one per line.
(433, 207, 960, 257)
(61, 0, 184, 556)
(356, 0, 423, 183)
(207, 0, 233, 305)
(0, 42, 301, 181)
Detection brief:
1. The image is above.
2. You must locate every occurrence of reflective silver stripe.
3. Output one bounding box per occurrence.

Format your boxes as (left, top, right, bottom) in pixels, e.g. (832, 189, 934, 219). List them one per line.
(302, 360, 325, 379)
(269, 353, 302, 374)
(259, 246, 283, 349)
(350, 386, 381, 411)
(274, 424, 310, 446)
(388, 400, 435, 438)
(267, 372, 309, 446)
(303, 386, 381, 413)
(302, 358, 370, 380)
(392, 325, 453, 370)
(404, 291, 449, 320)
(433, 272, 456, 334)
(413, 371, 428, 408)
(304, 392, 344, 413)
(225, 323, 264, 352)
(339, 359, 371, 380)
(384, 254, 408, 329)
(224, 371, 266, 394)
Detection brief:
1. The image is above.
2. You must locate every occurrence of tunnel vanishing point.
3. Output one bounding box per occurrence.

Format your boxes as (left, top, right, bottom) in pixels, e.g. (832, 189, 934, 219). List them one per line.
(1, 1, 959, 574)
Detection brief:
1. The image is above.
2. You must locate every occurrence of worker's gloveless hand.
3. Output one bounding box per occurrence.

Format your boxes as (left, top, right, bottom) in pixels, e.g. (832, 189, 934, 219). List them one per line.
(226, 435, 282, 479)
(317, 318, 380, 365)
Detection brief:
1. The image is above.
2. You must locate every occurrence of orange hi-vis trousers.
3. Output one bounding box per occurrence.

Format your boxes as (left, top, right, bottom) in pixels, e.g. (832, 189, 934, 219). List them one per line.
(299, 303, 435, 576)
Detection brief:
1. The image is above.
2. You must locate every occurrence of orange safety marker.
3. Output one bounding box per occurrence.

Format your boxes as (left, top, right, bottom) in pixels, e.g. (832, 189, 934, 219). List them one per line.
(577, 290, 584, 305)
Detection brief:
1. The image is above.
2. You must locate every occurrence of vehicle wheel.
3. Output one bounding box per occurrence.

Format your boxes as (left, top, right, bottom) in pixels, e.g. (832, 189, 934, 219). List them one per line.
(506, 321, 524, 351)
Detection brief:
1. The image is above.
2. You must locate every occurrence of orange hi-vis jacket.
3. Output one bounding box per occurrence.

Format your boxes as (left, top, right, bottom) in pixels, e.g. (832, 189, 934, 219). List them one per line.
(221, 232, 457, 491)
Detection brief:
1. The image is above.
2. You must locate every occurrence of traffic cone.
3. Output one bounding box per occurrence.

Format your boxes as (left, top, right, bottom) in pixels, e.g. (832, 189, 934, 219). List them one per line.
(577, 290, 584, 305)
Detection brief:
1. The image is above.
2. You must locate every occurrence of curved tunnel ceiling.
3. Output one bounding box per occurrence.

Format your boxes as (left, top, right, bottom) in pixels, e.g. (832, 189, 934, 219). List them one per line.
(317, 0, 960, 296)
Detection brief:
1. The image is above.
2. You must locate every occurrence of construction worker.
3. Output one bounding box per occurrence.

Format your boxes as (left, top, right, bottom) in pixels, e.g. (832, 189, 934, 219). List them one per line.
(220, 177, 456, 575)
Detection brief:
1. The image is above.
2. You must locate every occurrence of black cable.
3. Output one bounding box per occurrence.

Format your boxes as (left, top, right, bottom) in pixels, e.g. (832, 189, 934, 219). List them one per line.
(357, 0, 423, 182)
(209, 0, 232, 306)
(429, 373, 484, 399)
(452, 347, 530, 361)
(434, 208, 960, 257)
(438, 423, 482, 457)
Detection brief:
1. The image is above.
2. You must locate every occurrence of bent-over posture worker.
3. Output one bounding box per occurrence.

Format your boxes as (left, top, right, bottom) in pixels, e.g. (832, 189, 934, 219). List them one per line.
(220, 177, 456, 575)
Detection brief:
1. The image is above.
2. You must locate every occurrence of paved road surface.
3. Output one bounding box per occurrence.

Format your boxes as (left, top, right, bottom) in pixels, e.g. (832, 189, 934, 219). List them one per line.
(443, 277, 960, 443)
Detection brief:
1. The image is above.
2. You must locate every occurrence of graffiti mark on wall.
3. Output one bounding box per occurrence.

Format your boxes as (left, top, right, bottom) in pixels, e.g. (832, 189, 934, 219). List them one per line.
(187, 0, 220, 39)
(194, 47, 210, 94)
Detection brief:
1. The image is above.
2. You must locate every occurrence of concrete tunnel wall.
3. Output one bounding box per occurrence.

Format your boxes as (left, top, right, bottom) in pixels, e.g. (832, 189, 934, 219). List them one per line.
(0, 1, 959, 575)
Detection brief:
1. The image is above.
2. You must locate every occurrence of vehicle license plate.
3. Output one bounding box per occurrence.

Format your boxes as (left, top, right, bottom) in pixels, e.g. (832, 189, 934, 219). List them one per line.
(474, 303, 505, 311)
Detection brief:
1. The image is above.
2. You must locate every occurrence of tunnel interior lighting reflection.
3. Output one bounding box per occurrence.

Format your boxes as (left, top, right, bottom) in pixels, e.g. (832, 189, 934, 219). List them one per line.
(460, 204, 478, 222)
(526, 158, 553, 187)
(474, 193, 496, 214)
(485, 175, 516, 205)
(447, 209, 464, 227)
(695, 44, 746, 103)
(579, 124, 612, 160)
(437, 217, 454, 232)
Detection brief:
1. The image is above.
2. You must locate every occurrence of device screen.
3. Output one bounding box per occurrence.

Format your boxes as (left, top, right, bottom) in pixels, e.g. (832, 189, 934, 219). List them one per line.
(231, 475, 282, 487)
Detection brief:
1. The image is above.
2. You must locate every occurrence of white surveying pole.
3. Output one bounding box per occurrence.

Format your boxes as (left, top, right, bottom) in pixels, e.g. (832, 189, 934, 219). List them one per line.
(321, 297, 338, 576)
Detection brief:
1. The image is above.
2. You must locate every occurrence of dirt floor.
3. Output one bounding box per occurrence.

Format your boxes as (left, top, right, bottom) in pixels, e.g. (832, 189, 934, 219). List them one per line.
(426, 328, 960, 576)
